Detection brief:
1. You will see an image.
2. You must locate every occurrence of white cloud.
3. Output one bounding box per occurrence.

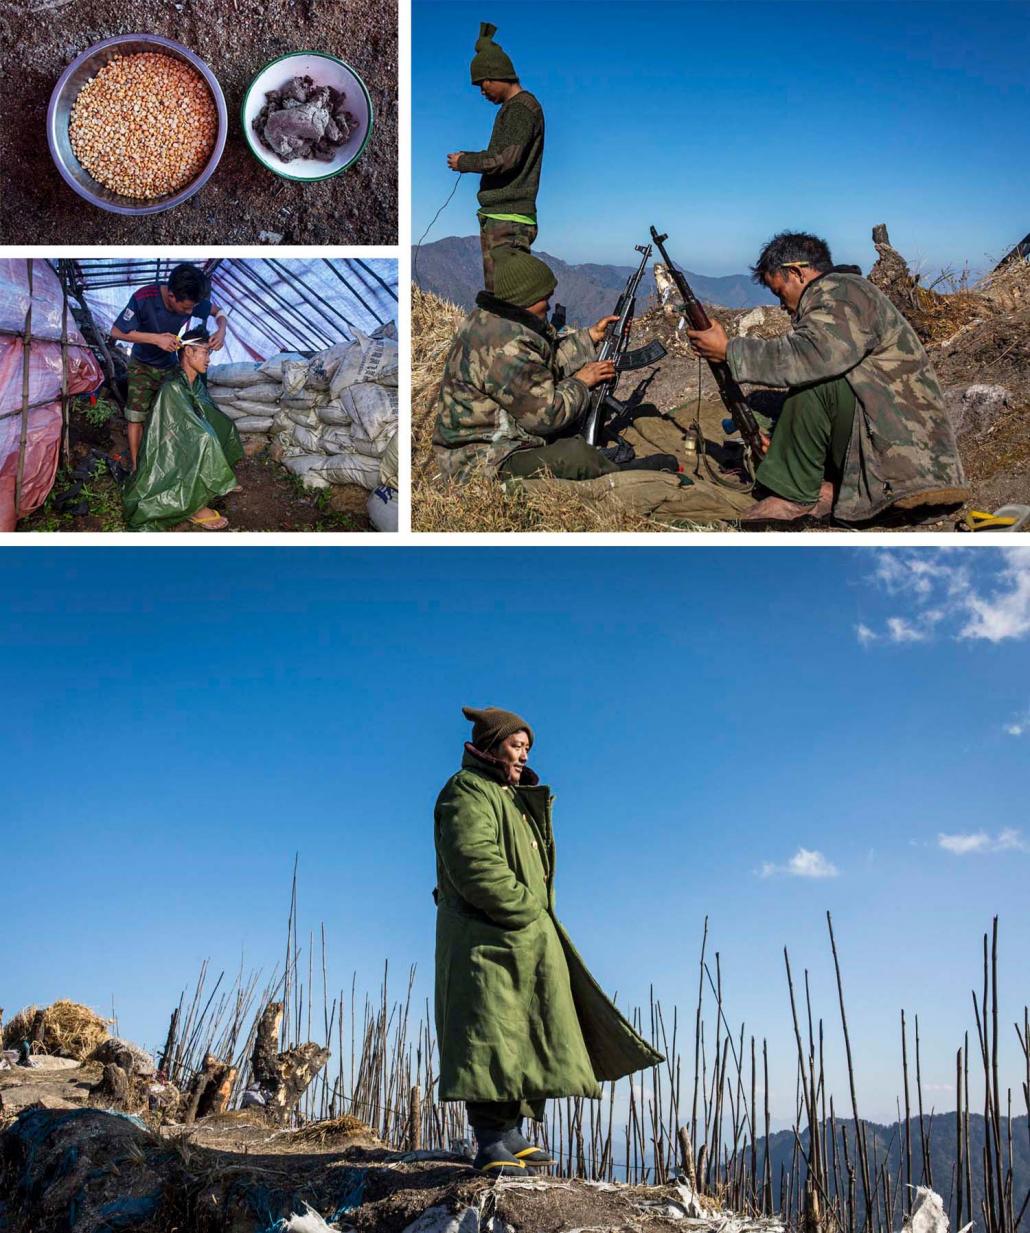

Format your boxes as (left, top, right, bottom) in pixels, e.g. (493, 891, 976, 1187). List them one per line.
(886, 617, 926, 643)
(860, 549, 1030, 645)
(937, 829, 1028, 855)
(856, 623, 878, 646)
(1005, 722, 1025, 736)
(760, 847, 839, 879)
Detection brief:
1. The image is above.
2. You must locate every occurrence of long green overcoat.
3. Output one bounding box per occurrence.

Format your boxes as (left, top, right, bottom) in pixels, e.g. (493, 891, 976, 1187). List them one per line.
(434, 747, 662, 1104)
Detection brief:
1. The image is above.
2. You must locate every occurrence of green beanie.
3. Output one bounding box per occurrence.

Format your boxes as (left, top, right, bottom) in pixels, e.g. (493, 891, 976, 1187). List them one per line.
(470, 22, 517, 84)
(462, 705, 534, 751)
(493, 251, 556, 308)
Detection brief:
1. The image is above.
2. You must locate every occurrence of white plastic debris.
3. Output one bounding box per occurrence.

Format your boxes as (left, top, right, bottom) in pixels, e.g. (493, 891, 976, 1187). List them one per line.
(279, 1202, 341, 1231)
(899, 1186, 972, 1233)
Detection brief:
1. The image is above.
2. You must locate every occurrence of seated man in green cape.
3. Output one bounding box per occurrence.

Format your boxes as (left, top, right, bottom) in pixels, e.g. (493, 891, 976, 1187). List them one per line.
(434, 705, 662, 1175)
(122, 326, 243, 531)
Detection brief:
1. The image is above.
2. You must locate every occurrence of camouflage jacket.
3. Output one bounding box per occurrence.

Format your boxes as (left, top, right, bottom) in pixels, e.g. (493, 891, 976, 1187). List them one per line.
(433, 292, 596, 481)
(726, 272, 965, 521)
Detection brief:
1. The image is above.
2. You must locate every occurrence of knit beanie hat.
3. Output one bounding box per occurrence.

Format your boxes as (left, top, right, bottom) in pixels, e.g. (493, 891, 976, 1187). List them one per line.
(493, 251, 557, 308)
(462, 705, 534, 751)
(470, 22, 517, 84)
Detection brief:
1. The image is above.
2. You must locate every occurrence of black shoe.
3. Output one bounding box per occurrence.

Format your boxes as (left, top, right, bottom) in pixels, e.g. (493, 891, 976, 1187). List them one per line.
(502, 1127, 556, 1168)
(472, 1140, 527, 1176)
(618, 452, 679, 473)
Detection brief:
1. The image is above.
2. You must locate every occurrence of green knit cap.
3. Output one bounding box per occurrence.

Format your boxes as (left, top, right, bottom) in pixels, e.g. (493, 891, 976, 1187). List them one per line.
(462, 705, 534, 751)
(493, 251, 556, 308)
(470, 22, 517, 84)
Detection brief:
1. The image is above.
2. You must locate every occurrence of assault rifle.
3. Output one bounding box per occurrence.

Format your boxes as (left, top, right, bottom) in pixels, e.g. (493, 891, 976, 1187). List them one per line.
(581, 244, 667, 447)
(649, 226, 766, 471)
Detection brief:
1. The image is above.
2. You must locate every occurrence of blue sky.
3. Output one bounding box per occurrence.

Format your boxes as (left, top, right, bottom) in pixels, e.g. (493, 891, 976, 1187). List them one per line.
(413, 1, 1030, 278)
(3, 547, 1028, 1125)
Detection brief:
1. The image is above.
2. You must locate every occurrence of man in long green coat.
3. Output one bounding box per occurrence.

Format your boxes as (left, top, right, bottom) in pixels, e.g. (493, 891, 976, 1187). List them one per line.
(434, 705, 662, 1175)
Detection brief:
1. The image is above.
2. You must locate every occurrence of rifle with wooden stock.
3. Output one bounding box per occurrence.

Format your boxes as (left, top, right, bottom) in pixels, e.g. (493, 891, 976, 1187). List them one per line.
(649, 225, 766, 473)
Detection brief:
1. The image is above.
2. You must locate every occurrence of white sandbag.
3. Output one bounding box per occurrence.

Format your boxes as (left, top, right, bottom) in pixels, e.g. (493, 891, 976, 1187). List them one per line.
(330, 331, 399, 396)
(315, 399, 352, 427)
(281, 392, 327, 410)
(232, 398, 284, 417)
(233, 415, 275, 432)
(218, 404, 250, 421)
(379, 432, 398, 489)
(338, 383, 397, 455)
(314, 451, 381, 490)
(282, 359, 314, 398)
(321, 427, 355, 453)
(284, 405, 323, 430)
(206, 385, 241, 404)
(291, 425, 324, 453)
(206, 361, 265, 388)
(367, 485, 398, 532)
(232, 381, 282, 405)
(306, 340, 357, 390)
(259, 352, 306, 381)
(282, 453, 331, 489)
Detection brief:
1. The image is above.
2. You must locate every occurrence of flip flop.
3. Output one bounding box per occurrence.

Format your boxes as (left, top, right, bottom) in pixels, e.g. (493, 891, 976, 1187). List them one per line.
(188, 512, 229, 531)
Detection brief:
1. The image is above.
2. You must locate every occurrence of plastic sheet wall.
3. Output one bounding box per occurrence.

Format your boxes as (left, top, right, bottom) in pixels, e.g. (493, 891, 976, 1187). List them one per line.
(0, 260, 102, 530)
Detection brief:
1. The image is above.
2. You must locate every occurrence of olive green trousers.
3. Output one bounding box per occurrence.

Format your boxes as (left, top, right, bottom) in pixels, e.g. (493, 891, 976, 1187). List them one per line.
(500, 437, 617, 482)
(755, 376, 856, 504)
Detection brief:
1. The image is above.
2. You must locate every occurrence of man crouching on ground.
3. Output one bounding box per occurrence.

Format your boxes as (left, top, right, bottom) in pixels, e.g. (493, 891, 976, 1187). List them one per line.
(434, 705, 662, 1175)
(686, 231, 968, 527)
(433, 252, 676, 482)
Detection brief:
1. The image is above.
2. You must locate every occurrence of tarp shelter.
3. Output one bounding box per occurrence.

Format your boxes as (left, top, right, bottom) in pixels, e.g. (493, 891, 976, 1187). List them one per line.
(0, 257, 398, 529)
(0, 260, 103, 531)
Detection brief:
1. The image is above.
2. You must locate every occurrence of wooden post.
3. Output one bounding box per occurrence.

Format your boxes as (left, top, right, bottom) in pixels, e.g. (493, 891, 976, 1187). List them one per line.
(678, 1124, 697, 1187)
(159, 1007, 179, 1076)
(60, 286, 71, 468)
(408, 1083, 422, 1151)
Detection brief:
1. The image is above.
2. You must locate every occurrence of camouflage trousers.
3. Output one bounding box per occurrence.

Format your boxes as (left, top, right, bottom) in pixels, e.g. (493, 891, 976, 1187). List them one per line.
(479, 216, 538, 292)
(755, 376, 856, 504)
(125, 356, 174, 425)
(499, 437, 617, 481)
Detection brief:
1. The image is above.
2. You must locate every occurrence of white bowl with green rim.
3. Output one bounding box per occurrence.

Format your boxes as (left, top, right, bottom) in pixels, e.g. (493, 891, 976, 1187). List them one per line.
(242, 51, 373, 182)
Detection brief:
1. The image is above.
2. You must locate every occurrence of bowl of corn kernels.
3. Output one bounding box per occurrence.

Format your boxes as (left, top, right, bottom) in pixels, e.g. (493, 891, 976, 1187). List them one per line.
(48, 34, 227, 215)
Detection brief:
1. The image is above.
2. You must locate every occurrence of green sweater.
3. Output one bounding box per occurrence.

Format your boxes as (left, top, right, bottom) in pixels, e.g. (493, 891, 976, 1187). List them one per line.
(457, 91, 544, 218)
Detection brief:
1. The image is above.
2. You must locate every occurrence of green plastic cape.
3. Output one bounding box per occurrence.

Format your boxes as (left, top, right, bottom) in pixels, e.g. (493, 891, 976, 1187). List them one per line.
(123, 370, 244, 530)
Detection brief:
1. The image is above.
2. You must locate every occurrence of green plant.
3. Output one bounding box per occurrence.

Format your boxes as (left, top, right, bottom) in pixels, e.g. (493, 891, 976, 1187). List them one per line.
(82, 395, 118, 430)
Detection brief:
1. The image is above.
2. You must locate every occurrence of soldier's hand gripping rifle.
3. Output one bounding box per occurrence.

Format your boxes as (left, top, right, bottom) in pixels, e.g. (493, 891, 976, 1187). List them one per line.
(649, 226, 766, 474)
(581, 244, 666, 446)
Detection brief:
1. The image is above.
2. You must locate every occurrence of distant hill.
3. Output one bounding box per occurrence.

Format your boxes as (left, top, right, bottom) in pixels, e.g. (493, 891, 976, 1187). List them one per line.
(412, 235, 775, 325)
(756, 1114, 1028, 1218)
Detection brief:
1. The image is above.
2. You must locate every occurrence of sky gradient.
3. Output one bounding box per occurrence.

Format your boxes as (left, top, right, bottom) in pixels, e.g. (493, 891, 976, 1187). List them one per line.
(413, 1, 1030, 279)
(3, 547, 1028, 1125)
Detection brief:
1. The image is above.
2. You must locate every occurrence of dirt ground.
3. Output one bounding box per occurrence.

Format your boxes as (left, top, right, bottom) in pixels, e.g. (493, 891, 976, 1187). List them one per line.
(0, 1065, 713, 1233)
(0, 0, 397, 245)
(20, 412, 372, 532)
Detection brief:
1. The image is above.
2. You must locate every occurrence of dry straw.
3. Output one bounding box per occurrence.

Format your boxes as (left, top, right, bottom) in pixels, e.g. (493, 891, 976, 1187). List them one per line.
(3, 999, 111, 1059)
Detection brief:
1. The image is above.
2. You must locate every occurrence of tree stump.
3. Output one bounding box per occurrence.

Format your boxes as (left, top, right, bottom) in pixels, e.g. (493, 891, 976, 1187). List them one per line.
(250, 1000, 331, 1126)
(183, 1054, 236, 1124)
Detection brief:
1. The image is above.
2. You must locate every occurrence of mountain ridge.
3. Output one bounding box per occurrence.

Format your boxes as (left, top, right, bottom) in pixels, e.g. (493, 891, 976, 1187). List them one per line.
(413, 234, 775, 325)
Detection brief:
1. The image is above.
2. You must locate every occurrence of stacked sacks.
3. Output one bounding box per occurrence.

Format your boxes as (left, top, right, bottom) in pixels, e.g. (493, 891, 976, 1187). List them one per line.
(275, 322, 399, 493)
(205, 355, 304, 435)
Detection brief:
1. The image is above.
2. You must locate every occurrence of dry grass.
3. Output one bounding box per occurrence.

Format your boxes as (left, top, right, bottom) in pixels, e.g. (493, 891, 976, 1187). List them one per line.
(3, 1000, 111, 1060)
(410, 286, 671, 533)
(283, 1113, 381, 1147)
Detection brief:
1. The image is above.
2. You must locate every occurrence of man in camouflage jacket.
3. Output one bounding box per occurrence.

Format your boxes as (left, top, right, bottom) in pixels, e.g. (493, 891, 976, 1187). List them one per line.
(433, 251, 621, 482)
(447, 24, 545, 291)
(687, 231, 967, 525)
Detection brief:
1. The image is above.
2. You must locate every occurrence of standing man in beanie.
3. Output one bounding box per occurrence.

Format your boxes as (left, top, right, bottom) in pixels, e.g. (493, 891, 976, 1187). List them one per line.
(433, 250, 678, 481)
(447, 23, 545, 291)
(434, 706, 662, 1175)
